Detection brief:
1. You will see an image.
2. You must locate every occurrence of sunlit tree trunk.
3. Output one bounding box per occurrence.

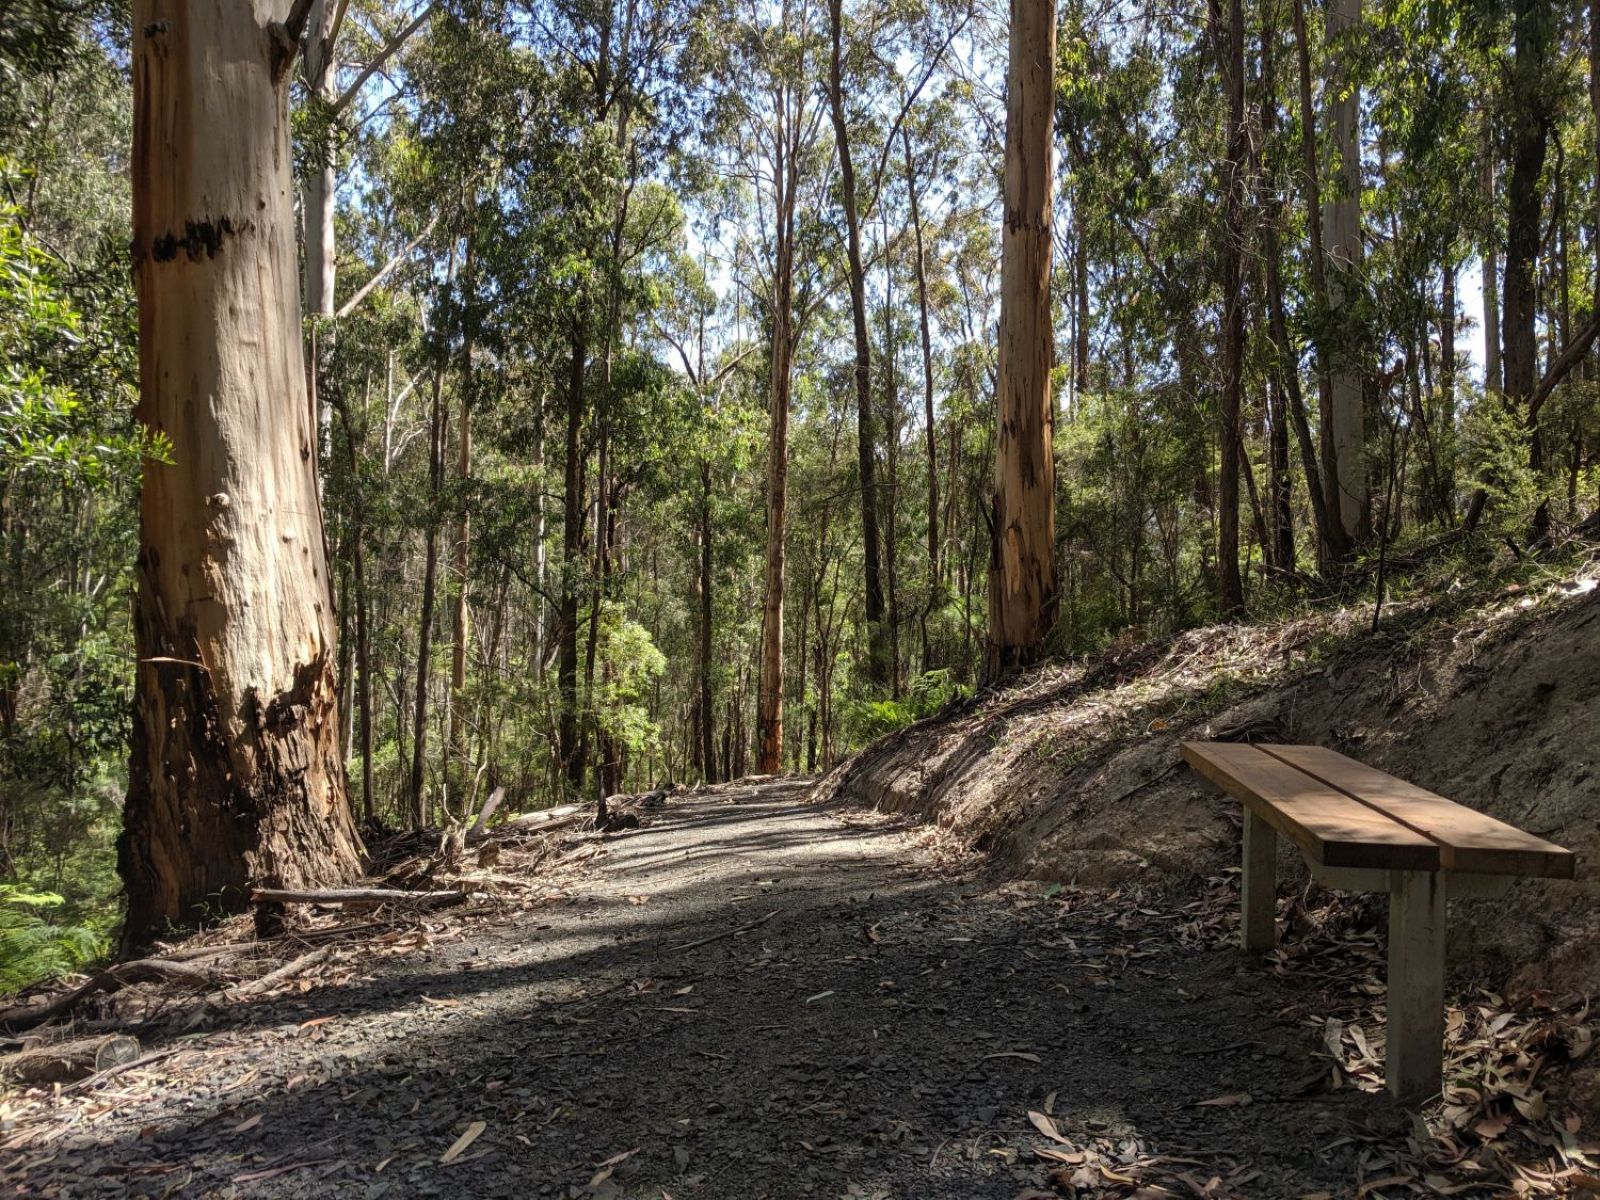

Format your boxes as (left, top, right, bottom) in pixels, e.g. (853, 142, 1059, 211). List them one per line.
(122, 0, 362, 948)
(986, 0, 1058, 680)
(826, 0, 888, 690)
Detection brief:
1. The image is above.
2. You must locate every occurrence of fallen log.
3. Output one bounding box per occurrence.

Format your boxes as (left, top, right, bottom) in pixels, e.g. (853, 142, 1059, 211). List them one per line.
(0, 959, 218, 1032)
(249, 887, 467, 909)
(0, 1034, 141, 1085)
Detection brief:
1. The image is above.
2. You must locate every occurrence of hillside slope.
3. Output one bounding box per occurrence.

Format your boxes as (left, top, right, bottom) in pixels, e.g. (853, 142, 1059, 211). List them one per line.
(818, 551, 1600, 992)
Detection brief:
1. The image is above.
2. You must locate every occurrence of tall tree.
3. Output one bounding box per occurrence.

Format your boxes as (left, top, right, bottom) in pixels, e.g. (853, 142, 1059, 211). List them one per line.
(826, 0, 889, 690)
(1216, 0, 1247, 617)
(121, 0, 362, 947)
(1322, 0, 1367, 543)
(987, 0, 1058, 677)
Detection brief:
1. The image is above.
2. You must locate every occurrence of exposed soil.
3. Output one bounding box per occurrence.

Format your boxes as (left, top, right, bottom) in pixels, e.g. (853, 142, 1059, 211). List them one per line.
(5, 781, 1592, 1198)
(819, 563, 1600, 997)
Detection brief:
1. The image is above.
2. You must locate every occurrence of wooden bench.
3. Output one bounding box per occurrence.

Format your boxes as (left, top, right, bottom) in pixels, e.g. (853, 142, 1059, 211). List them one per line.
(1181, 740, 1575, 1105)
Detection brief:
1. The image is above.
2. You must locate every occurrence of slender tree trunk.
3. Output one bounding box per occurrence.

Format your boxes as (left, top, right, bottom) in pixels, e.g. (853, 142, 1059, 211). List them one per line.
(1504, 0, 1556, 462)
(758, 282, 794, 772)
(1322, 0, 1367, 543)
(1291, 0, 1352, 562)
(987, 0, 1058, 679)
(447, 232, 476, 813)
(122, 0, 362, 947)
(558, 315, 587, 793)
(1258, 0, 1326, 569)
(329, 389, 375, 824)
(698, 458, 716, 783)
(904, 126, 940, 671)
(1215, 0, 1247, 616)
(826, 0, 888, 689)
(1483, 153, 1503, 395)
(408, 358, 449, 828)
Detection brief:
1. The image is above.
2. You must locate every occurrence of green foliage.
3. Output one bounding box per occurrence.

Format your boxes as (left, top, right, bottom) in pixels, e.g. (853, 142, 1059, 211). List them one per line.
(841, 670, 969, 745)
(0, 885, 106, 997)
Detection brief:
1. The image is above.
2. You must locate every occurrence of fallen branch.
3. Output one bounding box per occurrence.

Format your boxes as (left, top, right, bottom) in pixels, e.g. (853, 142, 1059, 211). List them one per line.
(249, 887, 467, 908)
(667, 910, 780, 953)
(0, 959, 217, 1032)
(212, 945, 332, 1002)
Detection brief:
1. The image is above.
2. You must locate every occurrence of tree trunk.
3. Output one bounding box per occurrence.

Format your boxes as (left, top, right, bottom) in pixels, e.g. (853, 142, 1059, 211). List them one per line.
(826, 0, 889, 690)
(407, 360, 448, 828)
(122, 0, 362, 948)
(757, 282, 793, 773)
(1482, 152, 1503, 395)
(698, 458, 717, 783)
(558, 314, 587, 794)
(986, 0, 1058, 680)
(1216, 0, 1247, 617)
(904, 124, 940, 671)
(1322, 0, 1367, 544)
(447, 232, 476, 813)
(1504, 0, 1557, 464)
(1291, 0, 1352, 562)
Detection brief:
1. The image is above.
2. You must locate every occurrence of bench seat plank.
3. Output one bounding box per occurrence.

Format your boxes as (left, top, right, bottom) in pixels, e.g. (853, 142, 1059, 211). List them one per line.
(1181, 742, 1439, 871)
(1255, 744, 1575, 879)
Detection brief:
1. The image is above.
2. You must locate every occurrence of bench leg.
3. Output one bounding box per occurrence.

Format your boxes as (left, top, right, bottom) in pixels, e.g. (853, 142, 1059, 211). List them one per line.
(1241, 808, 1277, 953)
(1387, 870, 1447, 1105)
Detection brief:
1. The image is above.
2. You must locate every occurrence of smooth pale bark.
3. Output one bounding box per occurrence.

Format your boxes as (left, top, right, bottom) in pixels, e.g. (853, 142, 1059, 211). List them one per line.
(987, 0, 1058, 680)
(826, 0, 888, 690)
(301, 0, 339, 319)
(1322, 0, 1367, 543)
(122, 0, 362, 948)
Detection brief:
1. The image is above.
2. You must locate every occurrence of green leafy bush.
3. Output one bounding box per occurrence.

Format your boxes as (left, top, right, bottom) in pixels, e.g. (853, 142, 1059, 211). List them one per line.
(0, 885, 105, 997)
(841, 670, 970, 745)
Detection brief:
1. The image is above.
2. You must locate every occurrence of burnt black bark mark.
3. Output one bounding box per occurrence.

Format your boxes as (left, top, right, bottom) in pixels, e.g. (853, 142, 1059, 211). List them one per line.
(143, 216, 249, 264)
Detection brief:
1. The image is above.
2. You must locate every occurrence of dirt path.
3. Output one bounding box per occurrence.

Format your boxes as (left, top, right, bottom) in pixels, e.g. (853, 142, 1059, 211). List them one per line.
(8, 783, 1427, 1197)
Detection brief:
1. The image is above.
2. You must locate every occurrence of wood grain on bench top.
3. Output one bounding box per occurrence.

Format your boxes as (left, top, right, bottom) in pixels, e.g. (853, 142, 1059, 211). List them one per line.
(1181, 741, 1439, 871)
(1255, 744, 1575, 879)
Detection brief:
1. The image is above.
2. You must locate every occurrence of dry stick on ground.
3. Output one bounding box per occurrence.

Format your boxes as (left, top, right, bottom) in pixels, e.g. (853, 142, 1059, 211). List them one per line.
(249, 887, 468, 908)
(209, 945, 333, 1003)
(668, 910, 780, 953)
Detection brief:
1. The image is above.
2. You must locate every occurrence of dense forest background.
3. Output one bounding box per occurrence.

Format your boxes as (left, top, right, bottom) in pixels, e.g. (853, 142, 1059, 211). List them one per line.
(3, 0, 1598, 974)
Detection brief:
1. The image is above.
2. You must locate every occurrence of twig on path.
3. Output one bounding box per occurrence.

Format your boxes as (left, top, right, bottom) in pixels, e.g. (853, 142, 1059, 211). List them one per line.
(666, 910, 779, 953)
(63, 1046, 187, 1093)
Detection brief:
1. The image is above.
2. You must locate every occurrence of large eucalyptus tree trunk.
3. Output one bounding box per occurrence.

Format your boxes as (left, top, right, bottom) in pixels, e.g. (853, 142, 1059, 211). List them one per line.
(986, 0, 1058, 680)
(122, 0, 362, 949)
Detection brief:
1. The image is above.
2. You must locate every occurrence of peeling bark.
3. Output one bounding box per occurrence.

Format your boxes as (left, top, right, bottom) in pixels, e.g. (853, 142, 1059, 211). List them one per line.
(123, 0, 362, 949)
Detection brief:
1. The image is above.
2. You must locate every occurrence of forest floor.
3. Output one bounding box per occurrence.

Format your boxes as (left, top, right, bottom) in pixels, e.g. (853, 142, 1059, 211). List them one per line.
(5, 779, 1596, 1198)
